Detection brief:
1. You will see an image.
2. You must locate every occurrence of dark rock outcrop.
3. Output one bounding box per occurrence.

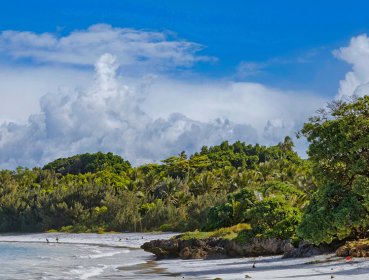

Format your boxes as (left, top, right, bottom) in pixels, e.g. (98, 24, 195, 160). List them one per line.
(226, 237, 292, 257)
(141, 237, 293, 260)
(140, 239, 180, 259)
(336, 240, 369, 257)
(282, 241, 322, 258)
(283, 241, 338, 258)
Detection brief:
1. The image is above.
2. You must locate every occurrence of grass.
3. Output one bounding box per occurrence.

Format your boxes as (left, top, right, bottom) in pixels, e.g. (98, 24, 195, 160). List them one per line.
(345, 239, 369, 246)
(174, 223, 251, 240)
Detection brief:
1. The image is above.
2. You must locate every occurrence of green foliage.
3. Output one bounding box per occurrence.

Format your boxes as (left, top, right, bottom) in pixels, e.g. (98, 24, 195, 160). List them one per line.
(205, 188, 256, 230)
(298, 96, 369, 244)
(245, 196, 302, 240)
(176, 223, 251, 240)
(43, 152, 131, 175)
(298, 180, 368, 245)
(0, 139, 312, 235)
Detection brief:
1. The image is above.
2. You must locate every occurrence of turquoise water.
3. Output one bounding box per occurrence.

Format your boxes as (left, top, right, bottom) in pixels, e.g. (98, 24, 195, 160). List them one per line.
(0, 233, 181, 280)
(0, 242, 136, 279)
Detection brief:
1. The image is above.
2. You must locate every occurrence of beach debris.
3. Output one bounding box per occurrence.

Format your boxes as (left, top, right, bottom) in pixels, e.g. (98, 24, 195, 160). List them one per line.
(245, 274, 252, 278)
(346, 256, 352, 262)
(331, 276, 334, 279)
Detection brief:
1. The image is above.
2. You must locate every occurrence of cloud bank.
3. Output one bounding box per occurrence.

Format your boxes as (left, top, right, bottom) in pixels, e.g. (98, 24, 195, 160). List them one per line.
(334, 34, 369, 98)
(0, 25, 327, 169)
(0, 54, 261, 168)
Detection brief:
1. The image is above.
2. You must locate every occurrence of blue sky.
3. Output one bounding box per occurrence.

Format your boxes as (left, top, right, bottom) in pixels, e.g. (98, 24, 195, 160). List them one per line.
(1, 1, 369, 168)
(2, 0, 367, 95)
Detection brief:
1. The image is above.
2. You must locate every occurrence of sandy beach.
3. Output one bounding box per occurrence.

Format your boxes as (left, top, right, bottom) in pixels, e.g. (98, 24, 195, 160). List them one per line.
(153, 254, 369, 280)
(1, 233, 369, 279)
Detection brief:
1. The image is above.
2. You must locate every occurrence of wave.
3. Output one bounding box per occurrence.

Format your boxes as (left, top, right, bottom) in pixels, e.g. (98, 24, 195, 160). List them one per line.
(80, 250, 129, 259)
(70, 265, 108, 279)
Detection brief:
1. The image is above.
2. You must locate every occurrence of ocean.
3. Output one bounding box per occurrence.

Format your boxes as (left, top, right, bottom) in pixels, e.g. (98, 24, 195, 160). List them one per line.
(0, 232, 185, 280)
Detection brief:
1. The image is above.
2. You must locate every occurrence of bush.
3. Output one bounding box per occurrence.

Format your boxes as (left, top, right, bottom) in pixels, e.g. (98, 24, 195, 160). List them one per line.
(242, 196, 302, 240)
(298, 180, 368, 245)
(205, 188, 255, 230)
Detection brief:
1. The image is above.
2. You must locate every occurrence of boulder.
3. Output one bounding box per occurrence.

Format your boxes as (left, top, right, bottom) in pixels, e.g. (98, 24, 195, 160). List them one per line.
(140, 239, 180, 259)
(283, 241, 321, 258)
(336, 240, 369, 257)
(179, 247, 207, 259)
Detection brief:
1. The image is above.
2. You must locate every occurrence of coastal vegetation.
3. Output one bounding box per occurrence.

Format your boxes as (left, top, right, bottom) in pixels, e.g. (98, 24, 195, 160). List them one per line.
(1, 96, 369, 250)
(0, 137, 311, 239)
(298, 96, 369, 245)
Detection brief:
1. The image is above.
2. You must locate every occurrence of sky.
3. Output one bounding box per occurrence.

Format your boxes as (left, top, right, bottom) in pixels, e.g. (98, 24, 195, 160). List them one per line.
(1, 0, 369, 168)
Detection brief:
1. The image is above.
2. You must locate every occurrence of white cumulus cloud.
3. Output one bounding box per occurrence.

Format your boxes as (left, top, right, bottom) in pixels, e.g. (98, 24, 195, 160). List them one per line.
(0, 54, 261, 169)
(0, 25, 328, 169)
(334, 34, 369, 98)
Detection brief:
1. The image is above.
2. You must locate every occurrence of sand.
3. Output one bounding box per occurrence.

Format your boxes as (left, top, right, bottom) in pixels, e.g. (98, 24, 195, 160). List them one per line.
(2, 233, 369, 279)
(155, 254, 369, 280)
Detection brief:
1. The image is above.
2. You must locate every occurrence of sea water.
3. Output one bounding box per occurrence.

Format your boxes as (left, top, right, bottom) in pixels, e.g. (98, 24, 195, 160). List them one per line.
(0, 233, 183, 280)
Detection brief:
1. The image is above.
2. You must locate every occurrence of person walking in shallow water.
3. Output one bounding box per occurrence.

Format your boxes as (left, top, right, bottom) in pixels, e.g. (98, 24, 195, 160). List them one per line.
(56, 237, 59, 243)
(46, 238, 49, 243)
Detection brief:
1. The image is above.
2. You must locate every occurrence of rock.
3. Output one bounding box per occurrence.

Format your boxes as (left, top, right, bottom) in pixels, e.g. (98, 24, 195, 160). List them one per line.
(283, 241, 324, 258)
(335, 244, 350, 257)
(179, 247, 207, 259)
(336, 240, 369, 257)
(282, 242, 317, 258)
(226, 237, 291, 257)
(141, 236, 294, 260)
(282, 241, 295, 255)
(141, 239, 180, 259)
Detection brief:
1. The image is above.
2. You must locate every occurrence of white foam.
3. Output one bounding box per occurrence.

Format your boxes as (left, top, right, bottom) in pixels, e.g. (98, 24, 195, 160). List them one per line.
(70, 265, 107, 280)
(80, 250, 129, 259)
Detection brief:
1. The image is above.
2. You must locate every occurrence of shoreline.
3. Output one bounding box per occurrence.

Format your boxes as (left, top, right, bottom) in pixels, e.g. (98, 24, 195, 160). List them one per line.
(2, 233, 369, 279)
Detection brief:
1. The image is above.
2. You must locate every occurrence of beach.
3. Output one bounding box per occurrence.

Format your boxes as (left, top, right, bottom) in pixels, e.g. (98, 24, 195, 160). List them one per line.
(1, 233, 369, 279)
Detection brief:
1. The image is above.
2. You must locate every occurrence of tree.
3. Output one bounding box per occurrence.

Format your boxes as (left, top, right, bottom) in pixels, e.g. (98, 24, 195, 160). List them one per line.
(245, 196, 302, 240)
(43, 152, 131, 175)
(298, 96, 369, 244)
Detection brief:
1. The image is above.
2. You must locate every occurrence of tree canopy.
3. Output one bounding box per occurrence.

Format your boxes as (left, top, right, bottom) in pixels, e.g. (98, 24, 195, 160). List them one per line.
(298, 96, 369, 244)
(43, 152, 131, 175)
(0, 139, 311, 236)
